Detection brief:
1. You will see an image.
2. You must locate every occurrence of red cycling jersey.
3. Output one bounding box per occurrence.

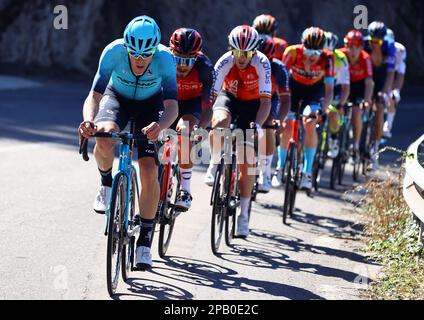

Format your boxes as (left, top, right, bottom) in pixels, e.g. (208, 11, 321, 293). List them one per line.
(283, 44, 335, 86)
(273, 36, 288, 61)
(339, 48, 373, 83)
(213, 51, 272, 101)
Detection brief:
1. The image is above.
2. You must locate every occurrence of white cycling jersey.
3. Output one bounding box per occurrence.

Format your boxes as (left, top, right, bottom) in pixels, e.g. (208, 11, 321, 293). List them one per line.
(395, 42, 407, 75)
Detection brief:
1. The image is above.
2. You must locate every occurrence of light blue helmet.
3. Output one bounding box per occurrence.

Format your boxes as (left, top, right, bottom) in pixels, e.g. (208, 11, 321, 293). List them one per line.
(123, 16, 161, 53)
(386, 28, 395, 42)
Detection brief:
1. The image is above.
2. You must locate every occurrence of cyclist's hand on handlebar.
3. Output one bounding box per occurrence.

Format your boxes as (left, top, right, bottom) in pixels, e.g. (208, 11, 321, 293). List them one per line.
(78, 120, 97, 139)
(142, 122, 161, 141)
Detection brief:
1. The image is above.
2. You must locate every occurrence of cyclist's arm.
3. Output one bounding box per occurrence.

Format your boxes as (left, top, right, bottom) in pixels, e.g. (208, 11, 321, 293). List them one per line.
(212, 52, 233, 97)
(364, 77, 374, 105)
(158, 51, 179, 130)
(339, 60, 350, 106)
(83, 91, 103, 122)
(198, 56, 216, 128)
(393, 44, 407, 91)
(322, 52, 335, 111)
(84, 43, 116, 121)
(278, 94, 291, 121)
(256, 98, 272, 126)
(383, 42, 397, 94)
(275, 60, 291, 121)
(255, 53, 272, 126)
(393, 73, 405, 92)
(323, 82, 334, 112)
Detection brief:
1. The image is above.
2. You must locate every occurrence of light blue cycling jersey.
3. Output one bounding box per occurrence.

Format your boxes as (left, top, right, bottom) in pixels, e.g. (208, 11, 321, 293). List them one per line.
(91, 39, 177, 101)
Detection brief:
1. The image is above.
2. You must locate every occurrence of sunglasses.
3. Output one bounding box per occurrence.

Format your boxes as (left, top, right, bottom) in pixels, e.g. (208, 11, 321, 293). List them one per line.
(304, 48, 322, 56)
(370, 37, 383, 45)
(174, 55, 197, 67)
(127, 48, 156, 60)
(232, 49, 255, 59)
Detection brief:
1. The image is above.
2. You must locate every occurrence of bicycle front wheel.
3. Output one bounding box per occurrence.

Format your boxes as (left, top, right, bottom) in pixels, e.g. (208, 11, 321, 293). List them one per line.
(283, 143, 295, 224)
(211, 160, 225, 254)
(225, 160, 237, 246)
(106, 173, 126, 297)
(158, 164, 178, 258)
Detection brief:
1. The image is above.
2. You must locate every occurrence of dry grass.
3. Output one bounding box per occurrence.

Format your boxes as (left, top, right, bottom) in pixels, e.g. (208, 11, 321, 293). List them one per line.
(361, 172, 424, 299)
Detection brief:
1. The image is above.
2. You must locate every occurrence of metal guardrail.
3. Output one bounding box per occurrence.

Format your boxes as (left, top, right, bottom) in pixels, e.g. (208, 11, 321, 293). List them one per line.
(403, 134, 424, 245)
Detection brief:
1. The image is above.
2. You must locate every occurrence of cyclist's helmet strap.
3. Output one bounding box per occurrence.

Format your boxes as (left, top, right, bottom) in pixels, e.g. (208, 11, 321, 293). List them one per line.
(252, 14, 278, 35)
(228, 25, 260, 51)
(124, 15, 161, 53)
(301, 27, 325, 50)
(170, 28, 203, 56)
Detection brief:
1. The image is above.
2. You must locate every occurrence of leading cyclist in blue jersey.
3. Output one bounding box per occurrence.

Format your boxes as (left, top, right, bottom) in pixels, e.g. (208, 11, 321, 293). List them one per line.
(78, 16, 178, 270)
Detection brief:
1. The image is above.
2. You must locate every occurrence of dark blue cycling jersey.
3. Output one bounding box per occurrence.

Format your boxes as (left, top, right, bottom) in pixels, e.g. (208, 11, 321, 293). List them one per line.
(91, 39, 178, 101)
(364, 37, 396, 72)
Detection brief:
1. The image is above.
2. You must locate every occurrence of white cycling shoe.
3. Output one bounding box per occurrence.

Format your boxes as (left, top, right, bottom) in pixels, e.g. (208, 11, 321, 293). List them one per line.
(174, 190, 193, 211)
(300, 173, 313, 191)
(327, 139, 340, 159)
(237, 215, 250, 238)
(135, 246, 152, 271)
(93, 186, 111, 214)
(271, 169, 283, 188)
(258, 174, 272, 193)
(204, 164, 217, 186)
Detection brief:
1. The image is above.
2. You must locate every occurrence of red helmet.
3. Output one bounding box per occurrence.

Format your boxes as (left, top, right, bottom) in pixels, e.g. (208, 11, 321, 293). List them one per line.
(344, 30, 363, 47)
(258, 36, 275, 59)
(170, 28, 203, 56)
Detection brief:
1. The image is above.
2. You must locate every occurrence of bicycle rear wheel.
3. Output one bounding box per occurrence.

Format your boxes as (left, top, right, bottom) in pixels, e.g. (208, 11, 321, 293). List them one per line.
(122, 171, 137, 282)
(158, 164, 178, 258)
(211, 160, 225, 254)
(330, 157, 340, 190)
(106, 173, 126, 297)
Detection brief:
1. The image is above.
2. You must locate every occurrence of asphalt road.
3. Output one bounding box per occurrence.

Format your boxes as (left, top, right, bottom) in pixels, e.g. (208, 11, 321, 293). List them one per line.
(0, 77, 422, 300)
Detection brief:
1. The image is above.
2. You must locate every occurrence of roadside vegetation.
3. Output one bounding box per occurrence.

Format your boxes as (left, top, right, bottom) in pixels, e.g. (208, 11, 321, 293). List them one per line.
(360, 170, 424, 299)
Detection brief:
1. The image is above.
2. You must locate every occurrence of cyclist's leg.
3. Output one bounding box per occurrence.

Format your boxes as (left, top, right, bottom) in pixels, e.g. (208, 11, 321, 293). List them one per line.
(175, 98, 201, 207)
(350, 81, 366, 152)
(205, 91, 232, 185)
(92, 88, 129, 213)
(327, 85, 342, 158)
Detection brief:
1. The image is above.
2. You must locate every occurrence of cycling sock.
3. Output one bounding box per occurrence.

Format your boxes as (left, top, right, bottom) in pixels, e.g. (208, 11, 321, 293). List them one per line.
(137, 218, 154, 248)
(277, 146, 287, 170)
(240, 197, 250, 220)
(303, 148, 316, 175)
(386, 112, 395, 131)
(179, 167, 192, 193)
(259, 154, 267, 176)
(99, 167, 112, 187)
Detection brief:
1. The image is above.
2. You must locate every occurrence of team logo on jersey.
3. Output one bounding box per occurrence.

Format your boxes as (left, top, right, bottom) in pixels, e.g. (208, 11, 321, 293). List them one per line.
(147, 69, 153, 76)
(227, 80, 238, 95)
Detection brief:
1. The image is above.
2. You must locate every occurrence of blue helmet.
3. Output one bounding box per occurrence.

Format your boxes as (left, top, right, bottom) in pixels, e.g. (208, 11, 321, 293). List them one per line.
(124, 16, 161, 53)
(368, 21, 387, 39)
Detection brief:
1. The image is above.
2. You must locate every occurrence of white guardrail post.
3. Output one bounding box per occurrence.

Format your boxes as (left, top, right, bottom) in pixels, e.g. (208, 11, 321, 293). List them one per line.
(403, 133, 424, 245)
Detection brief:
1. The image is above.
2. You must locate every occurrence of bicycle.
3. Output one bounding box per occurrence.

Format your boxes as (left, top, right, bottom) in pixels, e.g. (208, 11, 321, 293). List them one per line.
(329, 103, 354, 189)
(79, 120, 158, 297)
(152, 131, 200, 258)
(282, 104, 318, 225)
(312, 111, 329, 192)
(210, 123, 257, 254)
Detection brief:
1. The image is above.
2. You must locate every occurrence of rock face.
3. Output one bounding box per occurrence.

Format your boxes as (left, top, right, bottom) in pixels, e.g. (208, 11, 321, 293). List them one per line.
(0, 0, 423, 83)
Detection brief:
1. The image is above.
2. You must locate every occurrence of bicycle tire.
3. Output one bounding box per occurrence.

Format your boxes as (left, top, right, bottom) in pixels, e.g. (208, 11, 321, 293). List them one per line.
(158, 163, 178, 258)
(122, 170, 137, 282)
(225, 157, 237, 246)
(283, 142, 295, 224)
(106, 173, 126, 297)
(211, 160, 225, 254)
(330, 157, 339, 190)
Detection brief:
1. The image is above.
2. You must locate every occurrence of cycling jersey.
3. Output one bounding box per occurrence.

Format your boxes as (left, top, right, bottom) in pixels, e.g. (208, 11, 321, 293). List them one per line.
(333, 49, 350, 86)
(270, 58, 290, 96)
(213, 51, 272, 101)
(283, 45, 335, 86)
(394, 42, 407, 75)
(91, 39, 178, 101)
(176, 53, 215, 103)
(364, 37, 396, 72)
(339, 48, 373, 83)
(273, 36, 289, 61)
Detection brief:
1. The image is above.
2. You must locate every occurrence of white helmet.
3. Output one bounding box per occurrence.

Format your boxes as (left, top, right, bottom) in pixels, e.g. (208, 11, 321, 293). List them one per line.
(228, 25, 260, 51)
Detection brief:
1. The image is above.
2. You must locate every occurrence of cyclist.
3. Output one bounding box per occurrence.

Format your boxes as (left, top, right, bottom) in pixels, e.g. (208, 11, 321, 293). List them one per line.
(280, 27, 334, 191)
(203, 25, 272, 237)
(364, 21, 396, 171)
(169, 28, 215, 210)
(78, 16, 178, 270)
(324, 31, 350, 159)
(252, 14, 288, 61)
(383, 28, 407, 139)
(339, 30, 374, 163)
(254, 36, 291, 191)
